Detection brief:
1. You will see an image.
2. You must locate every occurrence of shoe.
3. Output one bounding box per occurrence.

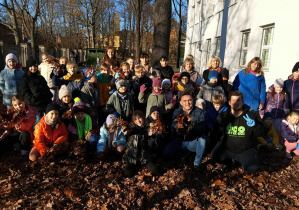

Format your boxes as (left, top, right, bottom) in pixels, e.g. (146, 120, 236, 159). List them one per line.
(193, 165, 201, 173)
(285, 152, 292, 159)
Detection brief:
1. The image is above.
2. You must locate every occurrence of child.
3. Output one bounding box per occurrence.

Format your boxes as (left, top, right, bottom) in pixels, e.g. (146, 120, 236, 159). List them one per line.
(57, 85, 73, 123)
(139, 52, 153, 76)
(67, 98, 100, 155)
(280, 111, 299, 159)
(195, 98, 206, 110)
(0, 53, 24, 107)
(152, 69, 162, 79)
(181, 58, 200, 83)
(139, 77, 175, 117)
(106, 79, 134, 121)
(123, 110, 161, 177)
(157, 56, 174, 80)
(284, 69, 299, 111)
(175, 72, 195, 101)
(257, 112, 281, 150)
(126, 56, 135, 73)
(197, 70, 226, 108)
(111, 62, 133, 92)
(80, 68, 99, 119)
(52, 61, 85, 99)
(172, 74, 180, 91)
(21, 57, 53, 124)
(161, 79, 175, 130)
(101, 46, 120, 67)
(29, 103, 69, 161)
(58, 56, 68, 77)
(195, 77, 204, 95)
(97, 114, 126, 155)
(205, 94, 227, 131)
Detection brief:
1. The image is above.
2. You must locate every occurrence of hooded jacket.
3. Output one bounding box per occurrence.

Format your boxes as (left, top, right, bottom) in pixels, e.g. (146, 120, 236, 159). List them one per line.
(197, 82, 226, 105)
(158, 65, 174, 80)
(284, 79, 299, 111)
(17, 105, 38, 140)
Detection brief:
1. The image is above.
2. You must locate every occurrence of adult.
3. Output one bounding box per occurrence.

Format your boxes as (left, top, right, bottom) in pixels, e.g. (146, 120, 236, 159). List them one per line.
(139, 52, 153, 77)
(163, 92, 207, 171)
(211, 91, 265, 173)
(284, 65, 299, 111)
(157, 56, 174, 81)
(233, 57, 266, 111)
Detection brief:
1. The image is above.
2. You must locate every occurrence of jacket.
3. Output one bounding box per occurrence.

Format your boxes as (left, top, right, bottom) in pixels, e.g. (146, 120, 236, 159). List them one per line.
(264, 92, 287, 119)
(97, 72, 112, 106)
(181, 70, 200, 84)
(0, 89, 7, 116)
(257, 124, 279, 145)
(233, 70, 266, 111)
(280, 119, 298, 143)
(284, 79, 299, 111)
(158, 65, 174, 80)
(202, 67, 229, 85)
(0, 65, 24, 107)
(18, 105, 38, 140)
(33, 116, 69, 156)
(38, 62, 56, 89)
(205, 105, 227, 130)
(97, 124, 126, 153)
(197, 82, 226, 105)
(80, 81, 99, 116)
(175, 81, 195, 101)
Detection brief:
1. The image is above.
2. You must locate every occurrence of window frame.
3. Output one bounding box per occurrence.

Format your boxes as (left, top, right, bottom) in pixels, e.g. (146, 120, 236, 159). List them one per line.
(260, 26, 274, 69)
(239, 31, 250, 66)
(215, 37, 221, 57)
(206, 39, 211, 64)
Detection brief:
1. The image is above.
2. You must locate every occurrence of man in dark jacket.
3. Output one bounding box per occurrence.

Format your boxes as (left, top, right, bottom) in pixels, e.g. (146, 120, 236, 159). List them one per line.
(157, 56, 174, 81)
(211, 91, 265, 173)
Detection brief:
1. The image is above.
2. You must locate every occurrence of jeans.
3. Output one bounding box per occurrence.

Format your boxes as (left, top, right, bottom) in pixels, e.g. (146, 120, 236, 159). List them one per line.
(182, 137, 206, 166)
(88, 134, 98, 154)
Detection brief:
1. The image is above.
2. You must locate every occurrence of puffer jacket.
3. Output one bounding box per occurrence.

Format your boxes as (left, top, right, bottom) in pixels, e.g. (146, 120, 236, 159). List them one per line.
(0, 65, 24, 107)
(197, 82, 226, 106)
(39, 62, 56, 89)
(284, 79, 299, 111)
(175, 81, 195, 101)
(17, 105, 38, 140)
(264, 92, 287, 119)
(33, 116, 68, 156)
(80, 81, 99, 116)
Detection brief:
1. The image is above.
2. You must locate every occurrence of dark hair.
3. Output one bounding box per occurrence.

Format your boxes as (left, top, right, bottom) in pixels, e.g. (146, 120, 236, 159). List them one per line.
(180, 92, 193, 101)
(131, 110, 145, 123)
(140, 52, 149, 59)
(159, 55, 168, 61)
(104, 47, 116, 60)
(100, 63, 110, 71)
(228, 91, 244, 102)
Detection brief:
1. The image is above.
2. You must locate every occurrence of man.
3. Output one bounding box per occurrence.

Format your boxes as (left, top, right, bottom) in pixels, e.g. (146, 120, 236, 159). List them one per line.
(211, 91, 265, 173)
(164, 92, 207, 171)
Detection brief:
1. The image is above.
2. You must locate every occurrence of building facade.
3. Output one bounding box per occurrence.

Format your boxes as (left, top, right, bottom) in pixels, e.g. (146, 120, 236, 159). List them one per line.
(184, 0, 299, 87)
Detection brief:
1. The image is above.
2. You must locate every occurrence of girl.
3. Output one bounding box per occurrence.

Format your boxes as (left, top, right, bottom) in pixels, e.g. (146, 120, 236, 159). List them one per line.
(126, 56, 135, 73)
(111, 62, 133, 92)
(284, 68, 299, 111)
(101, 46, 120, 67)
(29, 103, 69, 161)
(0, 53, 24, 107)
(280, 111, 299, 159)
(233, 57, 266, 111)
(57, 85, 74, 124)
(97, 114, 126, 156)
(175, 72, 195, 101)
(139, 52, 153, 76)
(21, 57, 53, 125)
(123, 110, 161, 177)
(181, 58, 200, 83)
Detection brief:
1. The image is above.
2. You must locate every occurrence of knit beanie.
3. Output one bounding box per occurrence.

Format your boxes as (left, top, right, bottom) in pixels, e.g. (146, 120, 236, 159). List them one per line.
(274, 78, 284, 88)
(116, 79, 127, 90)
(106, 114, 116, 125)
(5, 53, 18, 63)
(46, 102, 61, 114)
(150, 106, 160, 115)
(263, 112, 273, 120)
(208, 70, 218, 80)
(73, 97, 86, 113)
(180, 72, 190, 80)
(221, 68, 229, 80)
(152, 77, 162, 87)
(292, 62, 299, 73)
(196, 78, 204, 86)
(162, 79, 171, 86)
(26, 57, 37, 70)
(83, 68, 96, 80)
(59, 85, 72, 100)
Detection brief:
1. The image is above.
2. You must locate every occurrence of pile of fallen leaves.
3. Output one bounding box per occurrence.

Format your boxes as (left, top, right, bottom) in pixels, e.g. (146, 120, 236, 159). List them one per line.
(0, 146, 298, 209)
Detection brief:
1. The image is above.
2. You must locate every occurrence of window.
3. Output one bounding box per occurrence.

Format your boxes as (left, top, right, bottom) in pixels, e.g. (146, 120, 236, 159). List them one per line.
(260, 26, 274, 69)
(239, 31, 250, 66)
(197, 41, 202, 51)
(215, 37, 221, 57)
(206, 39, 211, 64)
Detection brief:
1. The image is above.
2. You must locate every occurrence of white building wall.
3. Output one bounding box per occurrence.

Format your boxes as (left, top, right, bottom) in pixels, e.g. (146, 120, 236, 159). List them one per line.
(185, 0, 299, 88)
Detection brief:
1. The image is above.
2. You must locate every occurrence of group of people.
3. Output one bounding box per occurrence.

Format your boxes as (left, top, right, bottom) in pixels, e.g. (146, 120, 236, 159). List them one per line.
(0, 46, 298, 177)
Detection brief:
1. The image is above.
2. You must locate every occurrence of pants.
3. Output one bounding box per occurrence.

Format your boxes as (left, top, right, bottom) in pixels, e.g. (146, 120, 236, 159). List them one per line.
(88, 134, 98, 154)
(211, 141, 260, 173)
(19, 131, 32, 150)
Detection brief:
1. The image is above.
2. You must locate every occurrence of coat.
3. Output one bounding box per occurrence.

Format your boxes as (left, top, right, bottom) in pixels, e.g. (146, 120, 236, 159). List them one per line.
(0, 65, 24, 107)
(280, 119, 298, 144)
(257, 124, 279, 145)
(197, 82, 226, 106)
(17, 105, 38, 140)
(175, 81, 195, 101)
(33, 116, 68, 156)
(264, 92, 287, 119)
(284, 79, 299, 111)
(39, 62, 56, 89)
(80, 81, 99, 116)
(97, 73, 112, 107)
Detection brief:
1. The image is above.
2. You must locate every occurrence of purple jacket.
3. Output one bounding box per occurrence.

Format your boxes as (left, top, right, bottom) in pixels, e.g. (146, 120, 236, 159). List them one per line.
(264, 92, 287, 119)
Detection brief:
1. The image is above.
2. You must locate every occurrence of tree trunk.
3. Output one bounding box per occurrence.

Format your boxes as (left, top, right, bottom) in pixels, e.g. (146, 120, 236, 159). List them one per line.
(151, 0, 171, 68)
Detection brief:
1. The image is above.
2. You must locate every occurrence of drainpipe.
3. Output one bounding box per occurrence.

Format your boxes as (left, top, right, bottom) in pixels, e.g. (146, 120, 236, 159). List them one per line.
(219, 0, 229, 66)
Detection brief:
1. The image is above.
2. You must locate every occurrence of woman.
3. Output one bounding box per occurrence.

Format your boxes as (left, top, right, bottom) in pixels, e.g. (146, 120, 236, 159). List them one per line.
(233, 57, 266, 111)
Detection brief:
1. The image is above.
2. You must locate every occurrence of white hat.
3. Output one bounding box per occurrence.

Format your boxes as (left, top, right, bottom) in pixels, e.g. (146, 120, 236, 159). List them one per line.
(5, 53, 18, 64)
(162, 79, 171, 86)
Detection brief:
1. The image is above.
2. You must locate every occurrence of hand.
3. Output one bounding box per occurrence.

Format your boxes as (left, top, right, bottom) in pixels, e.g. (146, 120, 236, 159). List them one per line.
(15, 124, 21, 132)
(243, 114, 255, 127)
(259, 102, 264, 110)
(115, 72, 119, 79)
(140, 84, 147, 93)
(171, 98, 177, 107)
(117, 145, 124, 153)
(85, 132, 92, 141)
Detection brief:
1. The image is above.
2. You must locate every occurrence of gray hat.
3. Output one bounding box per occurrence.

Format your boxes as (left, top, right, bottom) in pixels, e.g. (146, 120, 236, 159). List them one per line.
(274, 78, 284, 88)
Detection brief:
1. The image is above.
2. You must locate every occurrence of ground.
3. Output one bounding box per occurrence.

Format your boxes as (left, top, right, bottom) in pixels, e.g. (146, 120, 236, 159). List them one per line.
(0, 145, 298, 209)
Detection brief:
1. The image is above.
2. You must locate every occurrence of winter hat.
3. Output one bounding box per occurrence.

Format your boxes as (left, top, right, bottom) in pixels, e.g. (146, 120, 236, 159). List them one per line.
(5, 53, 18, 63)
(150, 106, 160, 115)
(196, 78, 204, 86)
(46, 102, 61, 114)
(83, 68, 96, 80)
(208, 70, 218, 80)
(263, 112, 273, 120)
(59, 85, 72, 100)
(152, 77, 162, 87)
(221, 68, 229, 80)
(274, 78, 284, 88)
(106, 114, 116, 125)
(116, 79, 127, 90)
(73, 97, 86, 113)
(180, 72, 190, 80)
(162, 79, 171, 86)
(26, 57, 37, 70)
(195, 98, 206, 107)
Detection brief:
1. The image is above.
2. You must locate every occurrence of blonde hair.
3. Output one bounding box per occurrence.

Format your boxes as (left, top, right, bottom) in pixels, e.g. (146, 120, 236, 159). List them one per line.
(59, 56, 68, 63)
(208, 56, 222, 69)
(66, 61, 77, 72)
(183, 58, 194, 68)
(134, 65, 145, 73)
(244, 57, 264, 76)
(212, 94, 225, 105)
(287, 111, 299, 120)
(10, 94, 26, 112)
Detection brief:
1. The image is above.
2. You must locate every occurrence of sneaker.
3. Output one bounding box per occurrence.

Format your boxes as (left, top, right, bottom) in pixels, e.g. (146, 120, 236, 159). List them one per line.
(285, 152, 292, 159)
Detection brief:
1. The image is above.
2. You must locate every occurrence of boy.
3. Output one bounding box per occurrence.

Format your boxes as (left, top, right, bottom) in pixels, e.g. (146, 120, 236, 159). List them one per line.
(126, 56, 135, 73)
(206, 94, 227, 130)
(176, 72, 195, 101)
(158, 56, 174, 80)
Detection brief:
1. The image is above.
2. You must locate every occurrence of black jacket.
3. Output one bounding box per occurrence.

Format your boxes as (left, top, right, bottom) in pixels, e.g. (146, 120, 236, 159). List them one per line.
(158, 65, 174, 81)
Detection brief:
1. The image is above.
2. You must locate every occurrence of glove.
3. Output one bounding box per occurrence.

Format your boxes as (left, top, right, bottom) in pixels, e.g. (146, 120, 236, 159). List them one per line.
(114, 72, 119, 79)
(243, 114, 255, 127)
(140, 85, 147, 93)
(170, 98, 177, 107)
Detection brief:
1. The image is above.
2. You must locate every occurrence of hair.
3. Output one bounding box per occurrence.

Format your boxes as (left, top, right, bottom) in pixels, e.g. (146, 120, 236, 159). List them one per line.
(140, 52, 149, 59)
(208, 56, 222, 69)
(120, 62, 130, 71)
(107, 59, 118, 68)
(27, 65, 40, 76)
(134, 65, 145, 73)
(245, 57, 264, 76)
(270, 87, 285, 101)
(160, 55, 168, 61)
(287, 111, 299, 120)
(126, 56, 135, 61)
(59, 56, 68, 63)
(186, 54, 194, 59)
(66, 61, 77, 71)
(180, 92, 193, 101)
(10, 94, 26, 112)
(104, 46, 116, 60)
(212, 94, 225, 105)
(131, 110, 145, 123)
(228, 91, 244, 102)
(183, 58, 195, 70)
(105, 122, 118, 131)
(100, 63, 110, 71)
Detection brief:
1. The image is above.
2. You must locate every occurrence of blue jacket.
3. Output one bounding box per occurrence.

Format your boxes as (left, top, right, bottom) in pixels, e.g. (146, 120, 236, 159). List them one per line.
(0, 65, 24, 107)
(97, 124, 126, 153)
(205, 105, 227, 130)
(284, 79, 299, 111)
(233, 70, 266, 111)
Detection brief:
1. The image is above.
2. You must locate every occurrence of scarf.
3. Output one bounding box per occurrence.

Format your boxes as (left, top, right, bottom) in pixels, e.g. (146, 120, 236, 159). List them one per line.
(45, 115, 57, 126)
(63, 72, 84, 81)
(75, 114, 92, 140)
(249, 70, 257, 76)
(152, 88, 162, 95)
(209, 67, 221, 73)
(97, 72, 112, 83)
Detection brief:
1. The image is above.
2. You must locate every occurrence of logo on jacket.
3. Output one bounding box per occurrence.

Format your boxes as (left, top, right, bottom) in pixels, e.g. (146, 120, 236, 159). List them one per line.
(226, 123, 245, 136)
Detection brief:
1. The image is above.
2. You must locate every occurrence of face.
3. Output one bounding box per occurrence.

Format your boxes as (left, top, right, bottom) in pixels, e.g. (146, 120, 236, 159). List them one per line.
(210, 77, 218, 83)
(173, 78, 179, 85)
(181, 76, 189, 85)
(29, 65, 38, 73)
(162, 83, 171, 91)
(62, 95, 71, 104)
(180, 95, 193, 112)
(12, 100, 25, 113)
(7, 59, 16, 69)
(140, 57, 148, 65)
(100, 68, 110, 77)
(293, 71, 299, 80)
(60, 58, 66, 65)
(75, 112, 85, 122)
(118, 85, 127, 93)
(213, 103, 221, 111)
(160, 59, 167, 67)
(42, 55, 48, 63)
(89, 75, 97, 83)
(211, 59, 220, 69)
(274, 85, 283, 94)
(135, 71, 144, 78)
(68, 65, 77, 75)
(46, 110, 59, 123)
(107, 49, 114, 59)
(126, 59, 134, 70)
(153, 86, 161, 92)
(150, 111, 159, 120)
(250, 61, 259, 72)
(229, 95, 243, 111)
(122, 66, 130, 76)
(197, 104, 205, 110)
(134, 116, 144, 127)
(185, 62, 193, 71)
(288, 114, 299, 125)
(264, 117, 273, 127)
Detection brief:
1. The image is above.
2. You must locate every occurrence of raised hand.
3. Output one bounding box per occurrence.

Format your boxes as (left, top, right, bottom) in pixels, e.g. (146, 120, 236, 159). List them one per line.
(243, 114, 255, 127)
